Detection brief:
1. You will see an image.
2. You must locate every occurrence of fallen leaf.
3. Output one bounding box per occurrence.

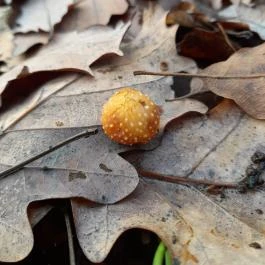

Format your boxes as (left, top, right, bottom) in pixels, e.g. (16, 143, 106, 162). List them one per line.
(219, 3, 265, 39)
(191, 43, 265, 119)
(13, 32, 50, 56)
(71, 180, 193, 264)
(209, 0, 253, 9)
(0, 22, 130, 98)
(0, 127, 139, 261)
(0, 2, 207, 263)
(0, 6, 14, 61)
(13, 0, 75, 33)
(124, 99, 265, 264)
(0, 73, 79, 131)
(166, 1, 213, 29)
(0, 4, 197, 132)
(0, 85, 206, 262)
(177, 27, 235, 63)
(58, 0, 128, 32)
(0, 6, 207, 259)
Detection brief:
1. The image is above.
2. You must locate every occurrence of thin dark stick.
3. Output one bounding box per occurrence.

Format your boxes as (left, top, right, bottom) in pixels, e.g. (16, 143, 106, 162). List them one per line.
(134, 70, 265, 79)
(0, 128, 98, 180)
(216, 22, 236, 52)
(64, 208, 76, 265)
(138, 169, 238, 188)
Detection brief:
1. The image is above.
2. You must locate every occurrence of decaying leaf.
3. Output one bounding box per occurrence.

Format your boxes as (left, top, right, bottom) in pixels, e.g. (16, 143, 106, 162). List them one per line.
(219, 3, 265, 39)
(0, 127, 139, 261)
(0, 4, 197, 133)
(13, 0, 75, 33)
(0, 4, 208, 259)
(177, 27, 235, 62)
(13, 32, 50, 56)
(124, 99, 265, 264)
(0, 22, 129, 97)
(71, 180, 193, 264)
(191, 42, 265, 119)
(0, 73, 79, 131)
(4, 1, 265, 264)
(0, 82, 207, 262)
(166, 1, 212, 29)
(209, 0, 253, 9)
(0, 6, 14, 61)
(58, 0, 128, 32)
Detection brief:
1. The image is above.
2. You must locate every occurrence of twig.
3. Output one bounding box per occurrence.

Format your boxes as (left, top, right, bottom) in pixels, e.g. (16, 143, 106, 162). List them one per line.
(63, 207, 76, 265)
(138, 169, 238, 189)
(216, 22, 237, 52)
(0, 128, 98, 180)
(133, 70, 265, 79)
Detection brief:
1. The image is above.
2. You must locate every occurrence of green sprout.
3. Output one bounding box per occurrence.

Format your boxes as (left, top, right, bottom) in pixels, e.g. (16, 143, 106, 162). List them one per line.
(153, 241, 172, 265)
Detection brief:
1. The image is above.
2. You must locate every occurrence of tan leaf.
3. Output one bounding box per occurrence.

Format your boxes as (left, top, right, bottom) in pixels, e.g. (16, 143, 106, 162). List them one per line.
(71, 180, 193, 264)
(13, 0, 75, 33)
(124, 99, 265, 264)
(0, 86, 206, 262)
(0, 4, 197, 132)
(0, 22, 129, 98)
(209, 0, 253, 9)
(219, 3, 265, 39)
(0, 3, 207, 262)
(58, 0, 128, 32)
(0, 6, 14, 61)
(193, 43, 265, 119)
(13, 32, 50, 56)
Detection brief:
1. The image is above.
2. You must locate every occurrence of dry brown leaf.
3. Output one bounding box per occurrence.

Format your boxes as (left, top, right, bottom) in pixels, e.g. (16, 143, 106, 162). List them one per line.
(0, 5, 208, 260)
(177, 28, 235, 62)
(0, 22, 129, 98)
(0, 6, 14, 61)
(219, 3, 265, 39)
(0, 85, 207, 262)
(209, 0, 253, 9)
(191, 43, 265, 119)
(0, 128, 139, 261)
(124, 99, 265, 264)
(13, 32, 50, 56)
(13, 0, 75, 33)
(71, 180, 193, 264)
(0, 4, 197, 132)
(58, 0, 128, 32)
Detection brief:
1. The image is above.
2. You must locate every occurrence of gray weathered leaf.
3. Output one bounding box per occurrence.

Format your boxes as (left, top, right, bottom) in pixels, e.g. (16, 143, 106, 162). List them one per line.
(58, 0, 128, 32)
(219, 4, 265, 39)
(13, 32, 50, 56)
(0, 4, 197, 133)
(0, 3, 207, 263)
(0, 127, 139, 261)
(0, 77, 207, 262)
(0, 22, 129, 100)
(72, 180, 193, 264)
(190, 43, 265, 119)
(13, 0, 75, 33)
(124, 99, 265, 264)
(0, 6, 14, 61)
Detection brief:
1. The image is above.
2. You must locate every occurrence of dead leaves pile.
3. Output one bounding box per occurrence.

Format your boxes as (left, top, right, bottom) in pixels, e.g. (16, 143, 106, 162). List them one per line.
(0, 0, 265, 264)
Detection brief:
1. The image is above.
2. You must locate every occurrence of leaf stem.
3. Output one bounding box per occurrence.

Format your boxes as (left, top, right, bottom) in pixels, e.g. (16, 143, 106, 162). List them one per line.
(63, 206, 76, 265)
(138, 169, 238, 189)
(165, 249, 172, 265)
(216, 22, 237, 52)
(0, 128, 98, 180)
(133, 70, 265, 79)
(153, 241, 166, 265)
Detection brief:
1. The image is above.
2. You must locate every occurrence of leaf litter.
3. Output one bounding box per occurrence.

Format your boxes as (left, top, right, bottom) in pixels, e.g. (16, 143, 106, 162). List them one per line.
(0, 2, 209, 262)
(124, 99, 265, 264)
(0, 0, 265, 264)
(191, 42, 265, 119)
